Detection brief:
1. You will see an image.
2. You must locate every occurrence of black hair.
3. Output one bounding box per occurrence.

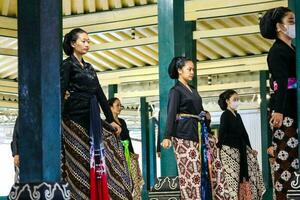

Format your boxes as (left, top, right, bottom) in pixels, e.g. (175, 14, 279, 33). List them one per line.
(108, 97, 120, 107)
(63, 28, 87, 56)
(260, 7, 292, 39)
(168, 56, 193, 79)
(218, 89, 237, 111)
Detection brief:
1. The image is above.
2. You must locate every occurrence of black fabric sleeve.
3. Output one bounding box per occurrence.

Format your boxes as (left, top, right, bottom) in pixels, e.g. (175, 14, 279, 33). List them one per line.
(239, 114, 252, 149)
(164, 88, 180, 139)
(11, 117, 19, 157)
(60, 60, 71, 113)
(94, 73, 114, 123)
(268, 49, 289, 114)
(217, 112, 227, 148)
(120, 118, 135, 153)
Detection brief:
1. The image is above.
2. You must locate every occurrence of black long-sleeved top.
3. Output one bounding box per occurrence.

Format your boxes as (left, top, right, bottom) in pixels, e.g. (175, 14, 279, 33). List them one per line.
(11, 117, 19, 157)
(218, 109, 252, 182)
(164, 81, 204, 142)
(60, 55, 113, 129)
(267, 39, 297, 119)
(218, 110, 252, 149)
(118, 118, 134, 153)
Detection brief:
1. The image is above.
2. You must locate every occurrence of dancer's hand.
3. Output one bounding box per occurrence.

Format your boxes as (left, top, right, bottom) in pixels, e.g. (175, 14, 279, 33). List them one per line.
(267, 146, 275, 157)
(14, 155, 20, 167)
(161, 139, 172, 149)
(269, 112, 283, 128)
(133, 154, 139, 159)
(111, 122, 121, 136)
(252, 149, 258, 157)
(64, 91, 70, 100)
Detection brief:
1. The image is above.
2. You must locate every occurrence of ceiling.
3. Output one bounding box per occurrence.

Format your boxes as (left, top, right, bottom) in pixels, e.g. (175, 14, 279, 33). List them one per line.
(0, 0, 288, 110)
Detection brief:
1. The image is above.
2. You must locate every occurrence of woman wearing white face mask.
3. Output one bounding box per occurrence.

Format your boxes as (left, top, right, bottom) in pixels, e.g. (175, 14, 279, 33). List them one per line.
(217, 89, 265, 200)
(260, 7, 298, 200)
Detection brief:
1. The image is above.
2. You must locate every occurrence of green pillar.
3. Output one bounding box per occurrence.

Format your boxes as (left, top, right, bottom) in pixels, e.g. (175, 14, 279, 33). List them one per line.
(260, 70, 271, 188)
(149, 117, 157, 188)
(185, 21, 197, 87)
(295, 0, 300, 161)
(9, 0, 69, 198)
(141, 97, 150, 199)
(290, 0, 300, 164)
(158, 0, 185, 177)
(108, 84, 118, 99)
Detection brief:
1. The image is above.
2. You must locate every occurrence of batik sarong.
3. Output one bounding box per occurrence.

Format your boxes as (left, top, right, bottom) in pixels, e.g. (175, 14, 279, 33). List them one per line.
(130, 154, 144, 200)
(172, 137, 201, 200)
(102, 122, 133, 200)
(61, 119, 91, 200)
(208, 136, 230, 200)
(220, 145, 265, 200)
(272, 116, 299, 200)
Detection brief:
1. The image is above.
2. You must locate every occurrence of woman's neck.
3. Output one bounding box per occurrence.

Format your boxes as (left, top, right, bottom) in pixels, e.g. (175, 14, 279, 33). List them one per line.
(178, 77, 188, 86)
(278, 34, 293, 48)
(227, 107, 236, 116)
(73, 52, 83, 65)
(113, 113, 118, 120)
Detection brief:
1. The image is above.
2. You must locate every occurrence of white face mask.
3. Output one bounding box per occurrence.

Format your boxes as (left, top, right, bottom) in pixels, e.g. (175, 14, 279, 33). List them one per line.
(230, 101, 239, 110)
(284, 24, 296, 39)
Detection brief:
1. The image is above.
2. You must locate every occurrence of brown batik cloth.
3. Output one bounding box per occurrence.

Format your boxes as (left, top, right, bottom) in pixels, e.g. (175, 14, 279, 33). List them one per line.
(61, 119, 90, 200)
(272, 116, 299, 200)
(220, 145, 265, 200)
(172, 137, 201, 200)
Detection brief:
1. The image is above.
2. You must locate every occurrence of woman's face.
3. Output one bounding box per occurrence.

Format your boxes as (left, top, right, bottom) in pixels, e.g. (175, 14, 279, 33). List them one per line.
(226, 93, 239, 111)
(178, 60, 194, 82)
(111, 99, 122, 115)
(277, 11, 295, 38)
(71, 32, 90, 55)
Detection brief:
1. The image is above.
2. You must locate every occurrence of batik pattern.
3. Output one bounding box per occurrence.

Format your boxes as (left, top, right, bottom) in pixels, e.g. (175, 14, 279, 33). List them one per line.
(172, 137, 201, 200)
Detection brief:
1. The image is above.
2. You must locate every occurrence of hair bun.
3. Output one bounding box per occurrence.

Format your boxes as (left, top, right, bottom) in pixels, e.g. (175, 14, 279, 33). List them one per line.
(260, 9, 277, 39)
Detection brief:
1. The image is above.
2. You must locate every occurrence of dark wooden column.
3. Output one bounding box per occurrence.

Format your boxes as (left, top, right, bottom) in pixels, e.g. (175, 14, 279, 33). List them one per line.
(9, 0, 69, 199)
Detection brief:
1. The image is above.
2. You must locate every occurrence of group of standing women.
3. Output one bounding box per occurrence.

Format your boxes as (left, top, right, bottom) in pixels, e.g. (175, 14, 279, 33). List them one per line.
(59, 6, 298, 200)
(161, 57, 265, 200)
(161, 6, 298, 200)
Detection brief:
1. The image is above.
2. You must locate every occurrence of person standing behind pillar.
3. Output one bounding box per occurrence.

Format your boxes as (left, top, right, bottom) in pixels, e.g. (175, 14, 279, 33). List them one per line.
(11, 116, 19, 183)
(108, 97, 144, 199)
(217, 89, 265, 200)
(260, 7, 299, 200)
(60, 28, 121, 200)
(161, 56, 203, 200)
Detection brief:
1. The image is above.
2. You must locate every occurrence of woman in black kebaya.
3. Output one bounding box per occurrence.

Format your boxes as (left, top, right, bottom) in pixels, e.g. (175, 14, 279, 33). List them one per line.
(260, 7, 298, 200)
(161, 56, 203, 199)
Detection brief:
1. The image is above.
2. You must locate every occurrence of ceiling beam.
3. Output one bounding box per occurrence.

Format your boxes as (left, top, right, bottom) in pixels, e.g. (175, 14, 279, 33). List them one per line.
(186, 0, 287, 20)
(98, 55, 267, 85)
(194, 25, 260, 39)
(0, 48, 17, 56)
(1, 0, 10, 16)
(96, 0, 109, 11)
(0, 100, 18, 109)
(0, 16, 17, 30)
(89, 36, 157, 52)
(0, 28, 17, 38)
(84, 0, 96, 13)
(0, 0, 285, 38)
(63, 0, 72, 15)
(115, 81, 260, 98)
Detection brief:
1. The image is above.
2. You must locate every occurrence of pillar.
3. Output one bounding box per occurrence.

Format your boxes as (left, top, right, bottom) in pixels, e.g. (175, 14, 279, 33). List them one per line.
(259, 70, 271, 188)
(9, 0, 69, 199)
(158, 0, 185, 177)
(185, 21, 197, 87)
(141, 97, 150, 199)
(108, 84, 118, 99)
